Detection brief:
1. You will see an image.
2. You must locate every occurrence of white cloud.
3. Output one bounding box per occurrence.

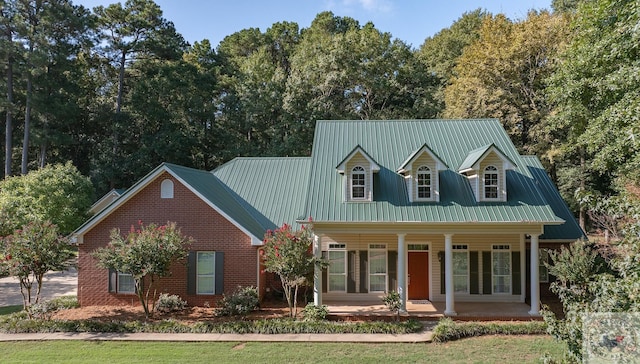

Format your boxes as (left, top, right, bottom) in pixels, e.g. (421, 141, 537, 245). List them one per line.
(325, 0, 393, 14)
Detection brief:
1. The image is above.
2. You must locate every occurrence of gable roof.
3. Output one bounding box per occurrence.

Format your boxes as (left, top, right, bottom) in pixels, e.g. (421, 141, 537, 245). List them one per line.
(335, 145, 380, 173)
(397, 143, 448, 174)
(521, 156, 586, 241)
(304, 119, 564, 225)
(74, 163, 265, 245)
(458, 143, 517, 173)
(212, 157, 311, 229)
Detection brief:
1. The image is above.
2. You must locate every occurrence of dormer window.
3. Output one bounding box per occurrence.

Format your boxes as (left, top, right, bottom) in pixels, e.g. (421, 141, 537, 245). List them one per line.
(351, 166, 366, 199)
(417, 166, 432, 199)
(483, 166, 499, 199)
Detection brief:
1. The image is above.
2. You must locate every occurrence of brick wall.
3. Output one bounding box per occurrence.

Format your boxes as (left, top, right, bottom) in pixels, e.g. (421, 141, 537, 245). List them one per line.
(78, 172, 259, 307)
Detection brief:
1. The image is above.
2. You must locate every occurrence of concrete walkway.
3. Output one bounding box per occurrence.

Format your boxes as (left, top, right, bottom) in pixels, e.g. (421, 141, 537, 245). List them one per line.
(0, 327, 434, 343)
(0, 268, 77, 307)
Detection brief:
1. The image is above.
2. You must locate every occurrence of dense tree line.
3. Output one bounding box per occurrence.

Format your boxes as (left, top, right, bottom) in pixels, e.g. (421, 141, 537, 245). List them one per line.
(1, 0, 637, 234)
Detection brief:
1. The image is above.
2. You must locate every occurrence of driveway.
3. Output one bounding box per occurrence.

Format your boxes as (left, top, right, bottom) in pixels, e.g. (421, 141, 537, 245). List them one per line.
(0, 268, 77, 307)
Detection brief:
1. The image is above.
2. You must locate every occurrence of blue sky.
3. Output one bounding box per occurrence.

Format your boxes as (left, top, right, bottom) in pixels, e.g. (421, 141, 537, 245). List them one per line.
(75, 0, 552, 49)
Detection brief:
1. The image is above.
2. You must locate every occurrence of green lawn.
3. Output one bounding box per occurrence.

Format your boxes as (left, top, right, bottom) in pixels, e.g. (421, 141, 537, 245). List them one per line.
(0, 305, 22, 316)
(0, 336, 566, 363)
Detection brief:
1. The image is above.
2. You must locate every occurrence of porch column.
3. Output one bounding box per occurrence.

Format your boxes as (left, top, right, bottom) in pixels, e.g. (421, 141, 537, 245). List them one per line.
(397, 233, 407, 312)
(444, 233, 457, 316)
(520, 234, 526, 303)
(529, 233, 540, 316)
(313, 234, 322, 306)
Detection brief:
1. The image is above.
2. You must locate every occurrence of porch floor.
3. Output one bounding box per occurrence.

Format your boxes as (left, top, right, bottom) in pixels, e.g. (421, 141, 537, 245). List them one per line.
(325, 301, 541, 321)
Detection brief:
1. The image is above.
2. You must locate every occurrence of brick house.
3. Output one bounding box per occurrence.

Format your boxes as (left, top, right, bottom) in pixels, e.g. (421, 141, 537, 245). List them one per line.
(74, 119, 584, 315)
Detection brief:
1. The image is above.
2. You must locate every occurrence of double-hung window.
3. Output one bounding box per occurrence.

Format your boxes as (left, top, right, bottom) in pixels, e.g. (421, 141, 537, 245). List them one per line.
(351, 166, 366, 199)
(197, 251, 216, 294)
(417, 165, 432, 199)
(492, 245, 511, 294)
(369, 244, 387, 292)
(539, 249, 549, 283)
(484, 166, 499, 199)
(328, 244, 347, 292)
(452, 245, 469, 293)
(117, 272, 135, 293)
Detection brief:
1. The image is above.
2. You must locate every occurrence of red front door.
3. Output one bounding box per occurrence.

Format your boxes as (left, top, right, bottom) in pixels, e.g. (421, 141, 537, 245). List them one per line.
(408, 252, 429, 300)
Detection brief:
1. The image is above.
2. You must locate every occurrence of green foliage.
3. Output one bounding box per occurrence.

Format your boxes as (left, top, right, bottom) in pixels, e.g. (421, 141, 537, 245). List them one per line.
(302, 303, 329, 321)
(214, 286, 259, 316)
(0, 162, 94, 235)
(444, 11, 569, 155)
(382, 290, 402, 321)
(28, 296, 79, 321)
(92, 221, 192, 318)
(155, 293, 187, 314)
(0, 221, 73, 310)
(0, 313, 422, 334)
(261, 223, 327, 318)
(431, 317, 548, 343)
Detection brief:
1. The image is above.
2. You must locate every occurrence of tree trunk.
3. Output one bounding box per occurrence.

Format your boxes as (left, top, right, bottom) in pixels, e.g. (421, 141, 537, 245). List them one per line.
(21, 72, 32, 175)
(5, 31, 13, 178)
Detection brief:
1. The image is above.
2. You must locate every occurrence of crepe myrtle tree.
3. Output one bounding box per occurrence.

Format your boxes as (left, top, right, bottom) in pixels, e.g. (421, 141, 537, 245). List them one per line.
(92, 221, 192, 319)
(261, 222, 328, 318)
(0, 220, 74, 313)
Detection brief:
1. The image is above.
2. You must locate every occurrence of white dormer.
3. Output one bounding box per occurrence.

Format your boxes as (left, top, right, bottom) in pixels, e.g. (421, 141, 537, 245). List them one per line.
(336, 145, 380, 202)
(458, 144, 516, 202)
(397, 144, 448, 202)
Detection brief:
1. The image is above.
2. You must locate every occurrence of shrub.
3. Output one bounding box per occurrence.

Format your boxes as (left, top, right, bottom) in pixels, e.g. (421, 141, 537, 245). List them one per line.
(302, 303, 329, 321)
(155, 293, 187, 314)
(431, 317, 547, 343)
(382, 290, 402, 321)
(27, 296, 79, 320)
(215, 286, 259, 316)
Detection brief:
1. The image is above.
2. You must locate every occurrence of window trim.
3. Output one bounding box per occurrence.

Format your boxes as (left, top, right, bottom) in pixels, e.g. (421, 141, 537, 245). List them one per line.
(328, 244, 347, 292)
(452, 244, 469, 294)
(368, 244, 387, 293)
(196, 251, 216, 295)
(351, 165, 366, 200)
(416, 165, 433, 201)
(491, 244, 512, 294)
(483, 165, 499, 200)
(160, 179, 174, 199)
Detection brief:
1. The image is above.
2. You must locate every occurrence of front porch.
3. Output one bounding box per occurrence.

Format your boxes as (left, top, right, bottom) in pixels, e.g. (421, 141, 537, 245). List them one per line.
(325, 301, 542, 321)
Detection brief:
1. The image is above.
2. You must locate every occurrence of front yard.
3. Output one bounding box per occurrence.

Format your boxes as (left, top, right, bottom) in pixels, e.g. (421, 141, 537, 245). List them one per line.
(0, 337, 567, 363)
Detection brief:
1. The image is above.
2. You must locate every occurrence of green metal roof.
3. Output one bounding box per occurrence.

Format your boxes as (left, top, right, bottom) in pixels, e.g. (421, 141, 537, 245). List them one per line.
(521, 156, 585, 240)
(162, 163, 267, 239)
(304, 119, 566, 225)
(213, 157, 311, 229)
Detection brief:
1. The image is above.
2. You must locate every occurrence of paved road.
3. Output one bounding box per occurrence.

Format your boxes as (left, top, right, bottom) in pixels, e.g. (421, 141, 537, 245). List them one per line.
(0, 268, 77, 307)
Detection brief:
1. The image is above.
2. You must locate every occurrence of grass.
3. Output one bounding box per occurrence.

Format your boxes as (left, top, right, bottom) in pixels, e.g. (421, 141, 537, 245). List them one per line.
(0, 306, 23, 316)
(0, 336, 566, 363)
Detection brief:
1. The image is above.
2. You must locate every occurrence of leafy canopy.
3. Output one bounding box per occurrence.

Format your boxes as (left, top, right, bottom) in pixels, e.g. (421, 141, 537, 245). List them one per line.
(0, 162, 94, 236)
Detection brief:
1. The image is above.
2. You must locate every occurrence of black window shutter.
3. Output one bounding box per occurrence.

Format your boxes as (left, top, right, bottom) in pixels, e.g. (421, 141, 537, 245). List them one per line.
(438, 251, 445, 294)
(187, 251, 196, 295)
(108, 268, 116, 293)
(321, 251, 328, 293)
(359, 250, 368, 293)
(482, 251, 492, 294)
(347, 251, 356, 293)
(388, 251, 398, 292)
(512, 251, 521, 295)
(469, 251, 479, 294)
(215, 252, 224, 295)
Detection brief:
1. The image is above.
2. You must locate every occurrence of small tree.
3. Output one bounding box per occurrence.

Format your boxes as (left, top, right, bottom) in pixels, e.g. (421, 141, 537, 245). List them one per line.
(382, 290, 402, 322)
(0, 221, 73, 313)
(92, 221, 192, 318)
(262, 223, 327, 318)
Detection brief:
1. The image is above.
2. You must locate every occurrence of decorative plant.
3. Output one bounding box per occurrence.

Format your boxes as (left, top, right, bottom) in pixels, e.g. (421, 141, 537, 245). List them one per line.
(382, 290, 402, 321)
(261, 222, 328, 318)
(92, 221, 192, 319)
